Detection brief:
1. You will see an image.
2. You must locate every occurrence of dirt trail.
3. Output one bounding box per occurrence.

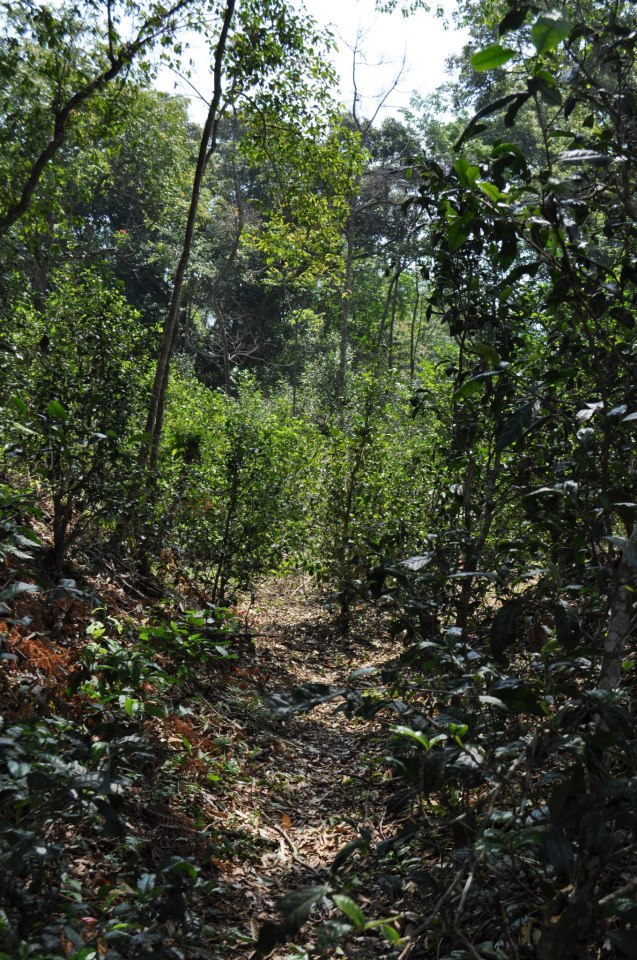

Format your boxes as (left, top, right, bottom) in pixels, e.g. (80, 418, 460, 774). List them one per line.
(208, 579, 403, 958)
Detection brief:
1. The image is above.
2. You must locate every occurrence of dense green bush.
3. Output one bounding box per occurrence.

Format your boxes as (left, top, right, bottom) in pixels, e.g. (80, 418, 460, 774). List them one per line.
(156, 369, 324, 601)
(310, 368, 451, 620)
(1, 267, 152, 571)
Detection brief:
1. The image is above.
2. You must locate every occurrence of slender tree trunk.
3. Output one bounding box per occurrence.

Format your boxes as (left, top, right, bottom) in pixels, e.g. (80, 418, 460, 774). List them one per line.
(455, 451, 501, 641)
(376, 269, 398, 348)
(212, 113, 245, 396)
(143, 0, 236, 470)
(219, 315, 232, 392)
(50, 495, 73, 575)
(409, 283, 420, 379)
(387, 268, 402, 369)
(599, 523, 637, 691)
(292, 309, 299, 416)
(336, 394, 374, 629)
(338, 212, 355, 417)
(212, 451, 241, 603)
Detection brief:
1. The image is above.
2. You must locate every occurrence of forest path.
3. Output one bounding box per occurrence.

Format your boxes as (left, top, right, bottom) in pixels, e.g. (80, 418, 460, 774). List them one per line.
(208, 578, 403, 958)
(3, 569, 413, 960)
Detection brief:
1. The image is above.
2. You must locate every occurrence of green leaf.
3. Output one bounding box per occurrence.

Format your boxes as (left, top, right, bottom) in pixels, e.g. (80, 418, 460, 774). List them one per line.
(559, 149, 610, 165)
(477, 180, 504, 203)
(499, 7, 528, 34)
(455, 377, 483, 400)
(447, 217, 470, 252)
(473, 342, 501, 365)
(137, 872, 156, 894)
(67, 948, 100, 960)
(393, 725, 432, 750)
(454, 369, 503, 400)
(501, 261, 541, 287)
(490, 677, 541, 714)
(530, 69, 563, 105)
(11, 422, 37, 435)
(455, 93, 526, 149)
(331, 832, 371, 873)
(332, 893, 366, 928)
(46, 399, 67, 421)
(363, 914, 403, 931)
(454, 157, 480, 188)
(8, 760, 31, 778)
(123, 697, 137, 716)
(316, 920, 354, 950)
(400, 554, 432, 571)
(471, 44, 516, 71)
(48, 579, 97, 603)
(273, 885, 331, 939)
(382, 923, 402, 943)
(479, 695, 508, 710)
(9, 395, 27, 415)
(161, 856, 198, 878)
(265, 683, 346, 716)
(448, 722, 469, 740)
(143, 702, 167, 718)
(531, 10, 571, 54)
(497, 400, 541, 451)
(505, 91, 532, 126)
(448, 570, 500, 581)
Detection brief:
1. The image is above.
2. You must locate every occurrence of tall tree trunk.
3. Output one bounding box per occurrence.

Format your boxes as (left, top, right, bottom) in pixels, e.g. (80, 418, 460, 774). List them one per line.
(292, 308, 300, 417)
(219, 315, 232, 392)
(211, 110, 245, 394)
(409, 283, 420, 379)
(338, 212, 355, 417)
(387, 268, 402, 369)
(376, 269, 399, 349)
(143, 0, 236, 470)
(599, 523, 637, 691)
(212, 112, 245, 396)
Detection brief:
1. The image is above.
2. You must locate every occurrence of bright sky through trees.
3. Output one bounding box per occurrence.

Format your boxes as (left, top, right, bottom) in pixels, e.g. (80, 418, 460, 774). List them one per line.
(301, 0, 466, 116)
(155, 0, 467, 122)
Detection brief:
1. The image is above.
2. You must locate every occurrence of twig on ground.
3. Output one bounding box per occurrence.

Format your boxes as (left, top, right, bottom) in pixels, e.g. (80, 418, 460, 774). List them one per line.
(264, 821, 325, 878)
(455, 865, 477, 925)
(397, 866, 465, 960)
(450, 925, 486, 960)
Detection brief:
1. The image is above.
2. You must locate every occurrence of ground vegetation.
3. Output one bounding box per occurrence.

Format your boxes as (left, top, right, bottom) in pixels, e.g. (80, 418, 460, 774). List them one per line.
(1, 0, 636, 957)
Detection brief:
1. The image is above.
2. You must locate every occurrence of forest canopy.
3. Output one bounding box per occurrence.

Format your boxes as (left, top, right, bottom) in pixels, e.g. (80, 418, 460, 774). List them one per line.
(1, 0, 636, 958)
